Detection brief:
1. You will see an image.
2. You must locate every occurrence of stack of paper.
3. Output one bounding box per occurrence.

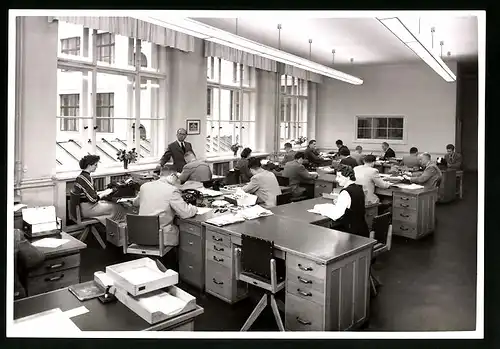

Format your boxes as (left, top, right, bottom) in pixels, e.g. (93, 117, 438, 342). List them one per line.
(12, 308, 81, 336)
(206, 214, 245, 227)
(237, 205, 273, 220)
(393, 183, 424, 190)
(198, 188, 223, 197)
(196, 207, 213, 215)
(140, 291, 187, 316)
(308, 203, 335, 216)
(31, 238, 69, 248)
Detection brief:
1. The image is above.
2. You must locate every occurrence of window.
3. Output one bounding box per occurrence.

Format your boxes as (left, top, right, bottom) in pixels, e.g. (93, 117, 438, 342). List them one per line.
(280, 75, 308, 149)
(96, 93, 114, 133)
(96, 32, 115, 64)
(59, 94, 79, 131)
(206, 57, 256, 155)
(61, 37, 80, 56)
(356, 116, 405, 141)
(56, 22, 166, 170)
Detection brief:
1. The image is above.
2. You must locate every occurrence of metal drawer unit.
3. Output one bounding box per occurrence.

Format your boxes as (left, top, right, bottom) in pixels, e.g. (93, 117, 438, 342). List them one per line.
(392, 189, 437, 240)
(178, 222, 205, 290)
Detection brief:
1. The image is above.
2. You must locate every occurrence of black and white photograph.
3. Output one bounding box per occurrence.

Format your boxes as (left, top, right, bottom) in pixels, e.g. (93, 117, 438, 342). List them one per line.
(7, 9, 485, 342)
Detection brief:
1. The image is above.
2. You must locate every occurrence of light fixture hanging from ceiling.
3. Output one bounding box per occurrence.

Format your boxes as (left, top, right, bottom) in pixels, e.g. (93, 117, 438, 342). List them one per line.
(377, 17, 456, 82)
(331, 49, 336, 66)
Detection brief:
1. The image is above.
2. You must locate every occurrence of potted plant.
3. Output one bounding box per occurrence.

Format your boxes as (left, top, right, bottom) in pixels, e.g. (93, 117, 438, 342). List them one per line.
(294, 136, 307, 146)
(231, 143, 242, 156)
(117, 148, 138, 170)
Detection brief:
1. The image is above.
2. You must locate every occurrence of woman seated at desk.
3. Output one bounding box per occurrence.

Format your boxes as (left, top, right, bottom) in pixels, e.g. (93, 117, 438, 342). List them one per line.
(235, 147, 253, 183)
(314, 165, 370, 238)
(73, 155, 125, 225)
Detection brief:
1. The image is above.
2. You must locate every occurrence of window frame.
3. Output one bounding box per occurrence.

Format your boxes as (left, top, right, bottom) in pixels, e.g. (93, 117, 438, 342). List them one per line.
(95, 92, 114, 133)
(354, 115, 407, 144)
(59, 93, 80, 132)
(60, 36, 81, 56)
(279, 74, 308, 150)
(95, 32, 115, 64)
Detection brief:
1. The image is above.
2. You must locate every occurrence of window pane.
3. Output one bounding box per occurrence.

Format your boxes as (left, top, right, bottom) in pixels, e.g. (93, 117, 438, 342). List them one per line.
(292, 77, 299, 95)
(95, 32, 132, 69)
(375, 128, 388, 139)
(138, 119, 163, 158)
(374, 118, 387, 128)
(242, 65, 254, 88)
(284, 98, 291, 122)
(357, 117, 372, 128)
(220, 59, 239, 86)
(300, 79, 308, 96)
(207, 87, 212, 117)
(138, 77, 160, 119)
(297, 123, 307, 138)
(298, 98, 307, 123)
(207, 57, 220, 83)
(96, 72, 134, 119)
(357, 128, 371, 139)
(58, 22, 88, 59)
(240, 122, 256, 149)
(388, 128, 404, 140)
(220, 89, 232, 120)
(206, 120, 219, 154)
(242, 92, 256, 122)
(219, 122, 235, 151)
(139, 41, 163, 73)
(230, 91, 240, 121)
(388, 117, 404, 128)
(211, 88, 220, 120)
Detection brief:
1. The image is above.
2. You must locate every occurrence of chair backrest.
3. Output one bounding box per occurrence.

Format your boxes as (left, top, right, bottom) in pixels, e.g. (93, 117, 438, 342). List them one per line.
(276, 175, 289, 186)
(371, 212, 392, 245)
(276, 192, 292, 206)
(225, 169, 241, 185)
(241, 234, 274, 281)
(126, 214, 161, 246)
(69, 190, 82, 223)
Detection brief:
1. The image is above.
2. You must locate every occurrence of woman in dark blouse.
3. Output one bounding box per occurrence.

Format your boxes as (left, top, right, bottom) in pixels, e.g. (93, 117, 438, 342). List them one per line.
(73, 155, 124, 225)
(235, 147, 253, 183)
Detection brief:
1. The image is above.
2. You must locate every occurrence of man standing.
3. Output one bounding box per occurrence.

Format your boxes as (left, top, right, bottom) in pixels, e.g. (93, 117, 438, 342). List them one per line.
(444, 144, 462, 170)
(381, 142, 396, 159)
(304, 140, 323, 166)
(280, 142, 296, 166)
(241, 157, 282, 208)
(178, 152, 212, 184)
(403, 153, 442, 189)
(160, 128, 194, 172)
(354, 155, 391, 205)
(283, 152, 318, 198)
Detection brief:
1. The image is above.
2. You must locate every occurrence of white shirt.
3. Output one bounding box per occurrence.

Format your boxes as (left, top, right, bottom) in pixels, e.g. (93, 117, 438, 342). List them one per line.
(178, 141, 186, 149)
(314, 190, 352, 221)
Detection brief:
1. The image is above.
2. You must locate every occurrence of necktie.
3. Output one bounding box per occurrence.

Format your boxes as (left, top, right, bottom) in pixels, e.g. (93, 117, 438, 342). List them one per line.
(181, 142, 186, 153)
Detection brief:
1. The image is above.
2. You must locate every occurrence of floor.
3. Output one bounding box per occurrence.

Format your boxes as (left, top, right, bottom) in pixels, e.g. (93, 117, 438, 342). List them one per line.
(79, 172, 478, 331)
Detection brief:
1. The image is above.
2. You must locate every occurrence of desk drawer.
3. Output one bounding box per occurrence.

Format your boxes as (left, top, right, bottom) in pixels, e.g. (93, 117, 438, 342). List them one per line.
(392, 220, 418, 238)
(394, 194, 417, 210)
(206, 249, 232, 269)
(26, 267, 79, 296)
(179, 250, 204, 289)
(205, 261, 232, 299)
(287, 254, 326, 280)
(287, 280, 325, 306)
(314, 181, 334, 197)
(179, 222, 202, 237)
(287, 269, 325, 293)
(393, 208, 418, 224)
(28, 253, 80, 277)
(206, 241, 232, 258)
(206, 230, 231, 248)
(106, 222, 125, 247)
(285, 293, 324, 331)
(180, 231, 203, 255)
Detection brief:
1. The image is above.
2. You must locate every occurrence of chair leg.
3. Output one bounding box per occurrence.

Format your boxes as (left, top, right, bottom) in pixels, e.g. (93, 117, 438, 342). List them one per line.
(240, 294, 268, 331)
(79, 226, 90, 242)
(270, 295, 285, 331)
(371, 268, 382, 287)
(91, 225, 107, 249)
(276, 298, 285, 313)
(370, 275, 378, 297)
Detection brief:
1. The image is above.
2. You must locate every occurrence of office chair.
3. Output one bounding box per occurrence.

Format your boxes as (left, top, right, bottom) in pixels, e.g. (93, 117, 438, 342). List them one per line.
(225, 169, 241, 185)
(237, 235, 286, 331)
(68, 190, 106, 249)
(123, 214, 172, 257)
(369, 212, 392, 297)
(276, 176, 289, 186)
(276, 192, 292, 206)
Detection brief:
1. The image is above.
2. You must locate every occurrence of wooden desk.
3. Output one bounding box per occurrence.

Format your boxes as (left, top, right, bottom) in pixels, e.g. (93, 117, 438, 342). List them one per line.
(23, 232, 87, 297)
(202, 215, 375, 331)
(14, 287, 204, 331)
(437, 169, 457, 203)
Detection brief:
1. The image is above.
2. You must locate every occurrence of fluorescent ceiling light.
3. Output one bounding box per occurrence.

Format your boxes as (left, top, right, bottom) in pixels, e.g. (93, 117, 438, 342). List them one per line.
(133, 15, 363, 85)
(377, 17, 456, 82)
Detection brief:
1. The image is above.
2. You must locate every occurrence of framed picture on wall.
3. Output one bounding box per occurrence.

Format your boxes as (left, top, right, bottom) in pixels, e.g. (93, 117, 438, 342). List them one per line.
(186, 119, 201, 135)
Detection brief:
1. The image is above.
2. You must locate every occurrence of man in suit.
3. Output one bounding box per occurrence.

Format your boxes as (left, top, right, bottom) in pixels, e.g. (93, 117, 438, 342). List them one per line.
(339, 147, 359, 168)
(283, 152, 318, 198)
(241, 157, 282, 208)
(444, 144, 462, 170)
(354, 155, 392, 205)
(351, 145, 364, 165)
(402, 147, 421, 169)
(381, 142, 396, 159)
(304, 140, 323, 166)
(280, 142, 296, 166)
(159, 128, 194, 172)
(133, 167, 198, 246)
(178, 152, 212, 184)
(403, 153, 442, 189)
(329, 139, 349, 158)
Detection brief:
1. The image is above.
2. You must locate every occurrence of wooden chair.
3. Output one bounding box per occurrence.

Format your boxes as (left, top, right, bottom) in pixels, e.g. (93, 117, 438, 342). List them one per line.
(276, 192, 292, 206)
(369, 212, 392, 297)
(236, 235, 286, 331)
(123, 214, 172, 257)
(68, 191, 106, 249)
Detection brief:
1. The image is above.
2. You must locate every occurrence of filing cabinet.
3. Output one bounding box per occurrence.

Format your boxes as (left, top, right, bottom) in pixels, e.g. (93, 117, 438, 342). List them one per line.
(392, 190, 437, 239)
(178, 223, 205, 290)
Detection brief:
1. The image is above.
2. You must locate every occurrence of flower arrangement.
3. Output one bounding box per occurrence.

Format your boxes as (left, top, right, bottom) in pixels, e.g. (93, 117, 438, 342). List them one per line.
(117, 148, 138, 169)
(294, 136, 307, 146)
(231, 143, 242, 156)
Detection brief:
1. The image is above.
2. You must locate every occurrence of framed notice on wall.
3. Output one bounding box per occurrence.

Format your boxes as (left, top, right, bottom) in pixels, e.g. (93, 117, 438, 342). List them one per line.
(186, 119, 201, 135)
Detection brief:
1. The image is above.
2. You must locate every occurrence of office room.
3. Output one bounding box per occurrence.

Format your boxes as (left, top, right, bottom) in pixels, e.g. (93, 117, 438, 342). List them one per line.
(8, 10, 484, 338)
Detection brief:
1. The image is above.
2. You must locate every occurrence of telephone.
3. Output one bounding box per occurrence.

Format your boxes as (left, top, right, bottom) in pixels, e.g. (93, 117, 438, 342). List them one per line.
(181, 189, 204, 206)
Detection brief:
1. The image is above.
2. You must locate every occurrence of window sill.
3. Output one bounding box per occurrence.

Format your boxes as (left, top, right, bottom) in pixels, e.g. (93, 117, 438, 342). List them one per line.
(205, 152, 270, 163)
(353, 139, 407, 145)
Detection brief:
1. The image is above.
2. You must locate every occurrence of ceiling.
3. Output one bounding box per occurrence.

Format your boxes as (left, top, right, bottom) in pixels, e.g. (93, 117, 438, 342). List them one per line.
(190, 15, 478, 66)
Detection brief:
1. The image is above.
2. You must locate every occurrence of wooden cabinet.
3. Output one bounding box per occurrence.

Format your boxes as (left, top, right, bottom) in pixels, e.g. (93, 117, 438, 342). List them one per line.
(392, 190, 437, 239)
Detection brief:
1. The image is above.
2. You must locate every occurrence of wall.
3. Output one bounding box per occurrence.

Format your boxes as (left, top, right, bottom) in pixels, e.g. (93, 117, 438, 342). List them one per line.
(316, 62, 458, 158)
(256, 69, 278, 154)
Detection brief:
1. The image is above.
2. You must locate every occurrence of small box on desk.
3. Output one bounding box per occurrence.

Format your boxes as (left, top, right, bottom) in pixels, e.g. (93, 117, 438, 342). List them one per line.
(22, 206, 62, 239)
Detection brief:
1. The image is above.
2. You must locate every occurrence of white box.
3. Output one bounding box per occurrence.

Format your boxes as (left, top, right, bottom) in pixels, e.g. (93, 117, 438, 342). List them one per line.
(106, 258, 178, 296)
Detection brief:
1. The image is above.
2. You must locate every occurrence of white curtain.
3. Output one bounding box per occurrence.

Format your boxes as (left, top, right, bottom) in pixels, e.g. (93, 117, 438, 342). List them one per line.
(279, 63, 323, 84)
(48, 16, 195, 52)
(204, 41, 278, 72)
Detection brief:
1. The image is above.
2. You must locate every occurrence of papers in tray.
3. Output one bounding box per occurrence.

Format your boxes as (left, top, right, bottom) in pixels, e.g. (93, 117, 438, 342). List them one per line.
(198, 188, 224, 197)
(236, 205, 273, 220)
(393, 183, 424, 190)
(31, 238, 69, 248)
(206, 213, 245, 227)
(196, 207, 213, 215)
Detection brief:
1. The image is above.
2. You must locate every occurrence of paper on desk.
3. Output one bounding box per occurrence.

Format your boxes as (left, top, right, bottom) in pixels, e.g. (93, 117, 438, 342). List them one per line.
(198, 188, 223, 197)
(206, 213, 245, 227)
(31, 238, 69, 248)
(393, 183, 424, 190)
(12, 308, 81, 336)
(196, 207, 213, 215)
(140, 291, 187, 316)
(308, 203, 336, 216)
(98, 188, 113, 197)
(237, 205, 273, 220)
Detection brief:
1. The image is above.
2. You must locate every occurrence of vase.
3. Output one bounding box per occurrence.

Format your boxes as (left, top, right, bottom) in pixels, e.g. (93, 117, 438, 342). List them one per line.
(123, 159, 129, 170)
(233, 150, 238, 156)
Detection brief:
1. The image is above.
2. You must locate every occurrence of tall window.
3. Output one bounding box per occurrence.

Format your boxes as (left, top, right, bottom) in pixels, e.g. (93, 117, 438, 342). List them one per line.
(61, 37, 80, 56)
(59, 94, 79, 131)
(206, 57, 257, 155)
(356, 116, 405, 141)
(56, 22, 166, 170)
(280, 75, 308, 148)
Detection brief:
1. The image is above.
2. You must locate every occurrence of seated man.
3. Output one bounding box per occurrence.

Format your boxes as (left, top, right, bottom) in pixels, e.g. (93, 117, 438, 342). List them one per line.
(403, 153, 442, 189)
(444, 144, 462, 170)
(402, 147, 420, 169)
(241, 157, 282, 208)
(283, 152, 318, 198)
(304, 140, 323, 166)
(351, 145, 364, 165)
(133, 167, 198, 246)
(280, 142, 296, 166)
(339, 147, 358, 168)
(178, 151, 212, 184)
(354, 155, 392, 205)
(381, 142, 396, 159)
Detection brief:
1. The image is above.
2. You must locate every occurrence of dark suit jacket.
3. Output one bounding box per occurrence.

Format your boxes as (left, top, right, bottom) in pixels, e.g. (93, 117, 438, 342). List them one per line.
(160, 141, 194, 172)
(340, 156, 359, 169)
(235, 158, 252, 183)
(304, 147, 322, 165)
(444, 152, 462, 170)
(280, 150, 296, 166)
(383, 147, 396, 159)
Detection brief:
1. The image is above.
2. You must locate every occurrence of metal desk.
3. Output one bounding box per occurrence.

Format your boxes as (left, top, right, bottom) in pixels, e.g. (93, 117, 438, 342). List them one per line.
(13, 287, 204, 331)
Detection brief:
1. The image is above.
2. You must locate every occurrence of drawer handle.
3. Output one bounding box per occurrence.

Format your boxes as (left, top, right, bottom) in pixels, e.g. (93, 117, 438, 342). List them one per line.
(296, 317, 312, 325)
(47, 262, 65, 270)
(297, 276, 312, 284)
(45, 274, 64, 282)
(400, 204, 410, 208)
(188, 265, 193, 269)
(212, 236, 223, 242)
(401, 197, 409, 201)
(400, 226, 409, 231)
(297, 289, 312, 297)
(213, 278, 224, 285)
(298, 264, 313, 272)
(213, 256, 224, 262)
(188, 241, 194, 246)
(214, 246, 224, 252)
(400, 213, 410, 218)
